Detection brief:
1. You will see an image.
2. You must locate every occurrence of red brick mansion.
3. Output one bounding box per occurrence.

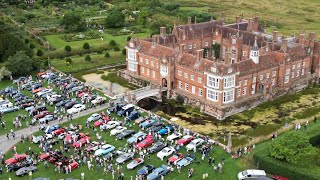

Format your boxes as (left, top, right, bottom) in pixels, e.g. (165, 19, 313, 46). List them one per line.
(125, 14, 320, 120)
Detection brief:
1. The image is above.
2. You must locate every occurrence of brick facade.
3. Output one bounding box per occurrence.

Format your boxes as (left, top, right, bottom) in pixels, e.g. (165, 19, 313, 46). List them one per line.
(125, 15, 319, 119)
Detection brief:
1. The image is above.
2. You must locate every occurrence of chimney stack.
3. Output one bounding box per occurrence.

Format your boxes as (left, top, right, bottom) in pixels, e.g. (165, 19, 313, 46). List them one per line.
(188, 17, 192, 24)
(309, 32, 316, 41)
(221, 12, 225, 24)
(152, 35, 157, 47)
(196, 49, 204, 61)
(160, 27, 166, 37)
(299, 33, 305, 45)
(281, 37, 288, 51)
(236, 16, 240, 23)
(273, 31, 279, 44)
(180, 44, 185, 54)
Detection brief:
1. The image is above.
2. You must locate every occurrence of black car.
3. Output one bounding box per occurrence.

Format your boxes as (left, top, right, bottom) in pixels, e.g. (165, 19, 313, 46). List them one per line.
(116, 130, 135, 140)
(55, 100, 68, 107)
(12, 93, 25, 99)
(109, 104, 125, 113)
(14, 96, 28, 103)
(137, 165, 156, 177)
(16, 99, 34, 106)
(7, 159, 33, 172)
(52, 97, 64, 104)
(64, 101, 76, 109)
(147, 142, 167, 154)
(148, 122, 165, 132)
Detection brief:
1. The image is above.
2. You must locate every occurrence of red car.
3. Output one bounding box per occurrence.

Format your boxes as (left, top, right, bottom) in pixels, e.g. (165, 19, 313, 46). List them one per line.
(94, 119, 108, 127)
(34, 111, 52, 119)
(137, 136, 154, 149)
(272, 175, 290, 180)
(72, 136, 91, 148)
(168, 153, 184, 165)
(177, 135, 194, 146)
(103, 116, 110, 121)
(53, 128, 65, 136)
(65, 132, 85, 143)
(63, 161, 79, 173)
(5, 154, 27, 165)
(39, 152, 51, 161)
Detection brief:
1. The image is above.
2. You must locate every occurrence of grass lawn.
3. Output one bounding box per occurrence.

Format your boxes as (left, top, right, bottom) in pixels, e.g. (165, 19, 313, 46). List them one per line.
(2, 108, 246, 180)
(45, 29, 152, 50)
(51, 51, 125, 73)
(101, 72, 139, 90)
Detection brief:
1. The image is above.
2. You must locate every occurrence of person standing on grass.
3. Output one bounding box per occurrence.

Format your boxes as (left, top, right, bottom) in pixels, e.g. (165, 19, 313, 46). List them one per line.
(6, 133, 9, 140)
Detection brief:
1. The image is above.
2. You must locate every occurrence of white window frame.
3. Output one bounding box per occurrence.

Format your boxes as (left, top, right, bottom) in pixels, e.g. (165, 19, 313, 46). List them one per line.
(141, 66, 144, 73)
(224, 76, 235, 89)
(145, 59, 148, 64)
(178, 81, 182, 89)
(272, 78, 275, 86)
(198, 77, 202, 83)
(188, 45, 192, 49)
(128, 49, 136, 60)
(128, 61, 137, 72)
(152, 71, 155, 78)
(178, 70, 182, 76)
(301, 68, 305, 75)
(244, 80, 248, 86)
(151, 61, 154, 67)
(147, 69, 150, 76)
(223, 89, 234, 103)
(272, 71, 276, 77)
(251, 85, 255, 94)
(184, 72, 188, 79)
(284, 75, 289, 84)
(192, 86, 195, 94)
(140, 57, 143, 63)
(291, 71, 295, 79)
(199, 88, 203, 96)
(191, 75, 194, 81)
(296, 70, 300, 77)
(237, 89, 241, 97)
(253, 77, 256, 83)
(242, 88, 247, 95)
(207, 89, 218, 102)
(259, 74, 263, 81)
(207, 76, 219, 89)
(185, 83, 189, 91)
(205, 42, 208, 47)
(238, 81, 242, 86)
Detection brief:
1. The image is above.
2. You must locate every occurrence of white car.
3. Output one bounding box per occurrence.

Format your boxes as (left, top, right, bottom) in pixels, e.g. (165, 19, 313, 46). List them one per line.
(58, 132, 67, 140)
(157, 147, 175, 160)
(186, 138, 205, 151)
(167, 132, 182, 141)
(47, 94, 61, 102)
(87, 113, 101, 122)
(91, 96, 106, 105)
(0, 100, 13, 108)
(110, 126, 127, 136)
(100, 121, 120, 130)
(67, 104, 85, 114)
(38, 114, 55, 124)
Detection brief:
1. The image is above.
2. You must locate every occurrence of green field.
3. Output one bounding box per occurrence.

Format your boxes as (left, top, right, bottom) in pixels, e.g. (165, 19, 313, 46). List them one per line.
(2, 109, 248, 180)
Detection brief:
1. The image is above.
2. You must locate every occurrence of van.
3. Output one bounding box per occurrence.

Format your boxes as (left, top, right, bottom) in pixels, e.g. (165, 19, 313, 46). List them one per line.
(117, 104, 135, 117)
(238, 169, 266, 180)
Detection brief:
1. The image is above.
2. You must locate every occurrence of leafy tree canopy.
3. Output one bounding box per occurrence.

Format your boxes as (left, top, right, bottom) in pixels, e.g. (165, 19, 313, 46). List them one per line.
(5, 51, 33, 76)
(60, 13, 86, 32)
(105, 9, 125, 28)
(269, 131, 316, 165)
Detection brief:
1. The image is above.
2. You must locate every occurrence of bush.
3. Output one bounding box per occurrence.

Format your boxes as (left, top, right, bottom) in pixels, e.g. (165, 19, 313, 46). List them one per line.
(36, 49, 43, 56)
(96, 70, 104, 74)
(105, 52, 110, 59)
(114, 46, 120, 51)
(66, 58, 72, 64)
(85, 55, 91, 61)
(127, 36, 131, 42)
(83, 42, 90, 49)
(65, 45, 72, 52)
(25, 39, 29, 44)
(122, 48, 126, 55)
(176, 95, 185, 104)
(29, 43, 36, 49)
(109, 40, 116, 46)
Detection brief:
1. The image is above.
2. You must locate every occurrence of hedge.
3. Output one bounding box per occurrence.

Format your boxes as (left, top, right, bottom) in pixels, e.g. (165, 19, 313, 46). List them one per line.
(253, 148, 320, 180)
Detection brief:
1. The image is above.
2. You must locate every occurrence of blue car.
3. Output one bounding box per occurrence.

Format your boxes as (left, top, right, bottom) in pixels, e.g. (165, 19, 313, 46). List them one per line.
(137, 164, 155, 177)
(158, 126, 174, 135)
(44, 125, 60, 134)
(94, 144, 115, 156)
(127, 132, 147, 144)
(127, 111, 140, 121)
(147, 165, 170, 180)
(176, 156, 194, 168)
(140, 119, 156, 129)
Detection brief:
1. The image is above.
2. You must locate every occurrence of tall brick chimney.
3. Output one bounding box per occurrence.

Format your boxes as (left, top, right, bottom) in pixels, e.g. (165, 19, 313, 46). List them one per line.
(281, 37, 288, 51)
(152, 35, 157, 47)
(160, 27, 166, 37)
(196, 49, 204, 61)
(180, 44, 185, 54)
(221, 12, 225, 24)
(299, 34, 305, 45)
(309, 32, 316, 41)
(188, 17, 192, 24)
(273, 31, 279, 44)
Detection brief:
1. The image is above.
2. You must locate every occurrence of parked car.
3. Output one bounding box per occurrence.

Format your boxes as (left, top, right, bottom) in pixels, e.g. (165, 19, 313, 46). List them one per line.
(117, 104, 135, 117)
(101, 121, 120, 130)
(186, 138, 205, 151)
(44, 125, 60, 134)
(272, 175, 290, 180)
(148, 122, 165, 132)
(110, 126, 127, 136)
(127, 158, 144, 170)
(147, 142, 167, 154)
(5, 154, 27, 165)
(137, 165, 155, 177)
(0, 106, 19, 113)
(116, 130, 135, 140)
(157, 147, 175, 160)
(94, 144, 115, 156)
(63, 161, 78, 173)
(140, 119, 156, 129)
(91, 96, 106, 105)
(168, 153, 184, 165)
(7, 159, 33, 172)
(126, 111, 140, 121)
(158, 126, 174, 135)
(87, 113, 101, 122)
(72, 136, 91, 148)
(38, 115, 55, 124)
(137, 135, 154, 149)
(127, 132, 147, 144)
(32, 135, 44, 144)
(116, 152, 135, 164)
(177, 135, 194, 146)
(67, 104, 85, 114)
(84, 141, 105, 152)
(94, 119, 107, 127)
(176, 156, 194, 168)
(109, 103, 124, 113)
(15, 166, 37, 176)
(237, 169, 267, 180)
(147, 165, 170, 180)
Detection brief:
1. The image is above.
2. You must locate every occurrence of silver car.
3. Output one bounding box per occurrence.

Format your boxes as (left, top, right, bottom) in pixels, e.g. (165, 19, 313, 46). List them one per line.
(126, 158, 144, 170)
(15, 166, 37, 176)
(116, 152, 135, 164)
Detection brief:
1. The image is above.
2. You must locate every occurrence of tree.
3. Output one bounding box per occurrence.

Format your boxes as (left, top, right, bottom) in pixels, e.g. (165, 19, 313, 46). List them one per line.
(83, 42, 90, 50)
(0, 66, 12, 81)
(127, 36, 131, 42)
(64, 45, 72, 52)
(269, 131, 316, 164)
(114, 46, 120, 51)
(60, 13, 86, 32)
(66, 58, 72, 64)
(5, 51, 33, 76)
(137, 8, 151, 27)
(109, 40, 116, 46)
(105, 9, 125, 28)
(0, 30, 31, 63)
(105, 52, 110, 59)
(85, 55, 91, 61)
(29, 43, 36, 49)
(36, 49, 43, 57)
(122, 48, 126, 55)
